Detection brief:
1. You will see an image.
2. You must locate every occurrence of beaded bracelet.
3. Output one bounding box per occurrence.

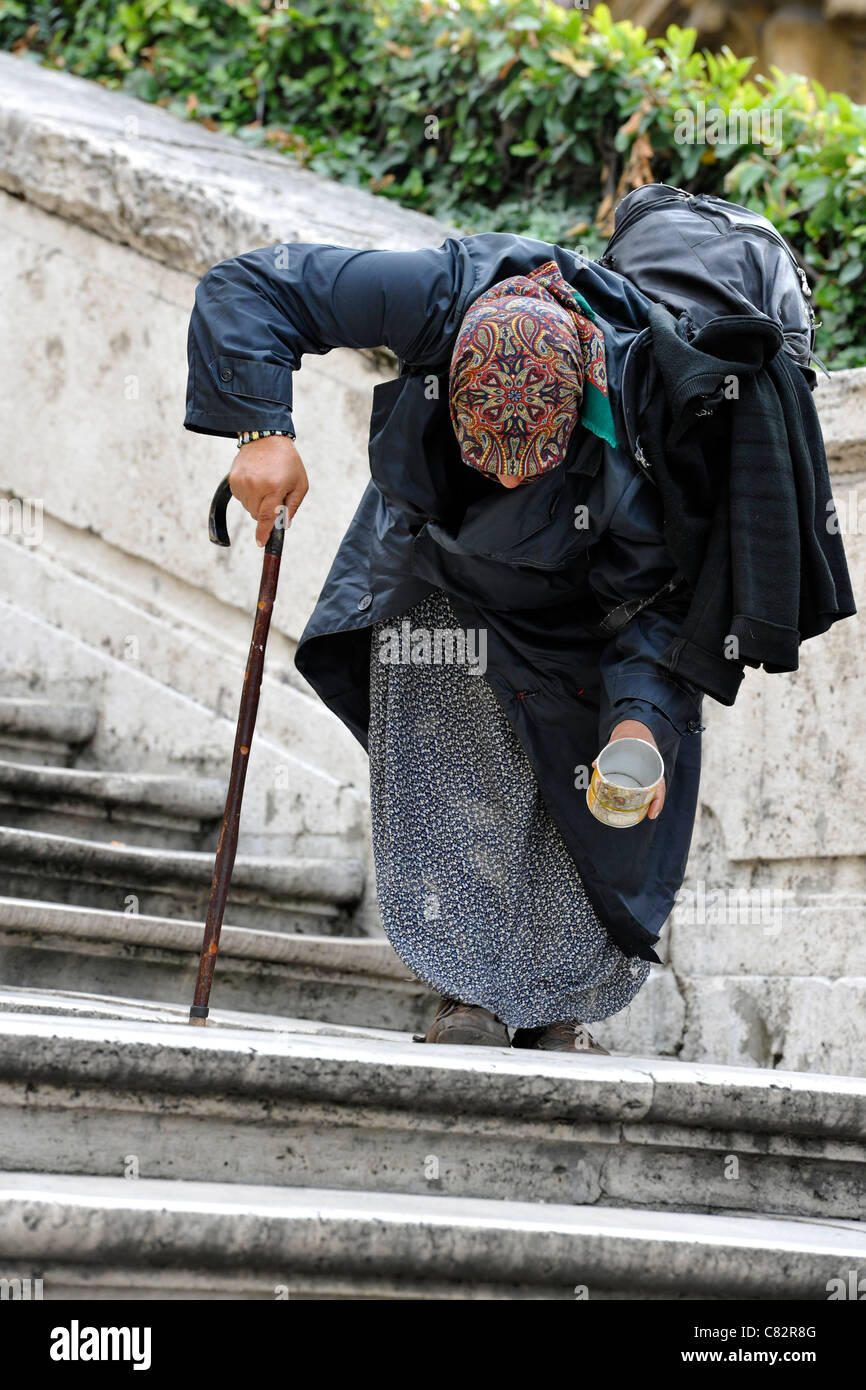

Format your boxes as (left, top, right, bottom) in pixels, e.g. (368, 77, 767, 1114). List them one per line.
(236, 428, 295, 449)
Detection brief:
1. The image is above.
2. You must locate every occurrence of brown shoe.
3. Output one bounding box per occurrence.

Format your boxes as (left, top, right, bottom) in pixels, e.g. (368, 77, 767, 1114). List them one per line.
(416, 996, 510, 1047)
(511, 1021, 610, 1054)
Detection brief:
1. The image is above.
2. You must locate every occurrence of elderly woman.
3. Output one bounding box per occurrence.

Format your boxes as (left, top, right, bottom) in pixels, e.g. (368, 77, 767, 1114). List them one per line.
(184, 233, 705, 1052)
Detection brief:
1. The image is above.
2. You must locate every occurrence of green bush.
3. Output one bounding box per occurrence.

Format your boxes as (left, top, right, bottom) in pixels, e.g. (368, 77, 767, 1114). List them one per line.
(2, 0, 865, 364)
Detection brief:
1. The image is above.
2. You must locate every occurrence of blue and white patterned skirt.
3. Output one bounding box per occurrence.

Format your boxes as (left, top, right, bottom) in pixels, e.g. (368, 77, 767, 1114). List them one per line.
(368, 587, 649, 1028)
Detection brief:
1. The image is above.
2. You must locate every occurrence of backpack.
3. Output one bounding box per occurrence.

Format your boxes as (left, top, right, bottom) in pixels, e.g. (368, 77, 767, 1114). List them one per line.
(599, 183, 823, 482)
(598, 183, 817, 370)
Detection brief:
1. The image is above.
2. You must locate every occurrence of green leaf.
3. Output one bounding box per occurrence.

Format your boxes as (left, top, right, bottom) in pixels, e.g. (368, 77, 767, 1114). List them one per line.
(509, 139, 540, 156)
(798, 176, 831, 209)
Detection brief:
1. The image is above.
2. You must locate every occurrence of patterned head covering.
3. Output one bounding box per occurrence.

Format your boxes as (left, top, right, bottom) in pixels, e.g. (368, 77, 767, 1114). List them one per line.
(448, 260, 617, 478)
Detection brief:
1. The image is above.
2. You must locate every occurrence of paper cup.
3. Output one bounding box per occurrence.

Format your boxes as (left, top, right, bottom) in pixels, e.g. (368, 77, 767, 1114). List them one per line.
(586, 737, 664, 828)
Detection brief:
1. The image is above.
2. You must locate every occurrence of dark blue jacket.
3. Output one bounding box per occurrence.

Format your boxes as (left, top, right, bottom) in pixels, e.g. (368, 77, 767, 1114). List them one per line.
(184, 232, 706, 961)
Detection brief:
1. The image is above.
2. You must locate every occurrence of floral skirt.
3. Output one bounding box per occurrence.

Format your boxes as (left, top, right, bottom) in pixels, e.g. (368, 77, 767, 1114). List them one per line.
(368, 587, 649, 1028)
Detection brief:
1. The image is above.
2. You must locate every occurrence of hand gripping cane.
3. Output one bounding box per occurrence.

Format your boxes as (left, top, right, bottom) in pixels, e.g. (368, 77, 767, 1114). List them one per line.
(189, 476, 285, 1026)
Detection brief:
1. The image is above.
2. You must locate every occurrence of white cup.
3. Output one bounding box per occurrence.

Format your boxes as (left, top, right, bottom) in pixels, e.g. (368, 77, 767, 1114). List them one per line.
(586, 737, 664, 828)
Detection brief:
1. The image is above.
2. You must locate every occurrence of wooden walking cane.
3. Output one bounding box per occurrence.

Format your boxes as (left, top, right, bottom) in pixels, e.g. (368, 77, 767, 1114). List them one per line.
(188, 475, 286, 1026)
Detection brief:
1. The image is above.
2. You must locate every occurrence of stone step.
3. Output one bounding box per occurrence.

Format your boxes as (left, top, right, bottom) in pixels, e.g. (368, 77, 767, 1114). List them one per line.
(0, 828, 365, 935)
(0, 696, 98, 767)
(0, 758, 227, 851)
(3, 894, 864, 1073)
(0, 1008, 863, 1225)
(0, 895, 687, 1052)
(0, 897, 431, 1032)
(0, 1169, 863, 1300)
(0, 539, 370, 852)
(0, 987, 410, 1044)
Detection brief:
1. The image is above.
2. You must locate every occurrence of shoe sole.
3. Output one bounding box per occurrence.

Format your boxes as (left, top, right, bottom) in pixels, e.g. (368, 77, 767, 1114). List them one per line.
(426, 1025, 509, 1047)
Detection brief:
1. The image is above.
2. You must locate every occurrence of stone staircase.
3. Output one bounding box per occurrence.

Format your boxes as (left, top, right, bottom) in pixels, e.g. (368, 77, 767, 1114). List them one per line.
(0, 1009, 864, 1299)
(0, 691, 863, 1300)
(0, 696, 365, 935)
(0, 898, 430, 1032)
(0, 698, 98, 766)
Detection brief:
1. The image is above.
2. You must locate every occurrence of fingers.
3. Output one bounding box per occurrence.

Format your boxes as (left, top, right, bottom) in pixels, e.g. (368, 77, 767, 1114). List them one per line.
(283, 473, 309, 528)
(228, 437, 309, 547)
(252, 471, 310, 547)
(255, 492, 287, 548)
(648, 778, 666, 820)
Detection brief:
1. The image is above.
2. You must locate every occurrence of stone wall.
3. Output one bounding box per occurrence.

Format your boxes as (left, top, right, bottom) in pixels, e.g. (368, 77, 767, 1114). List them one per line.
(0, 54, 863, 1071)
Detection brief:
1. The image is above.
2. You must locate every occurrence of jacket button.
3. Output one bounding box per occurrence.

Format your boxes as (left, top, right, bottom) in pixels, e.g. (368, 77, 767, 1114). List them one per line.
(358, 593, 373, 611)
(686, 719, 699, 732)
(219, 367, 233, 382)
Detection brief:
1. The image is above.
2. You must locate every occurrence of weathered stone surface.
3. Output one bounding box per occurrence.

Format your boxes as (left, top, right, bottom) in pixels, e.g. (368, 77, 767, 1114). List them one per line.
(0, 826, 364, 934)
(0, 898, 405, 975)
(0, 552, 371, 868)
(1, 1170, 864, 1299)
(0, 697, 97, 766)
(695, 567, 866, 865)
(0, 1258, 553, 1301)
(668, 890, 866, 978)
(678, 973, 866, 1075)
(814, 369, 866, 472)
(0, 757, 226, 850)
(672, 780, 866, 1074)
(0, 1012, 655, 1121)
(0, 758, 225, 817)
(0, 191, 392, 656)
(0, 896, 690, 1050)
(2, 1010, 859, 1134)
(1, 1009, 863, 1221)
(0, 198, 377, 911)
(0, 987, 410, 1041)
(586, 962, 686, 1057)
(0, 897, 431, 1031)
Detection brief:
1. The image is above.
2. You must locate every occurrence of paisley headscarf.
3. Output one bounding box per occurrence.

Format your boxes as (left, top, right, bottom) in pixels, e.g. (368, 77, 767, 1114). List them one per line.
(448, 260, 617, 478)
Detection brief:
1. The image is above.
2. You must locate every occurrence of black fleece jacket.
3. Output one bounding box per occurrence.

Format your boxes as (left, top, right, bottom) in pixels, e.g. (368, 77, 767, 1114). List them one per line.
(639, 305, 856, 705)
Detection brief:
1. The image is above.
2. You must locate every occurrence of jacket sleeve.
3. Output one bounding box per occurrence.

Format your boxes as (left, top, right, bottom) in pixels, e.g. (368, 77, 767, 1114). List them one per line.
(184, 239, 471, 438)
(589, 470, 705, 754)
